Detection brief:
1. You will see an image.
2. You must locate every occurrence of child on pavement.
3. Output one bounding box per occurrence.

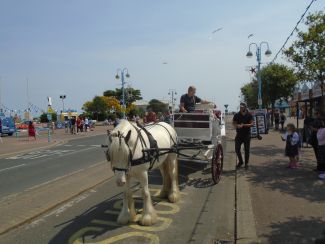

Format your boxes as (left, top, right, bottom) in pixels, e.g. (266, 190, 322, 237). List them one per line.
(281, 123, 300, 169)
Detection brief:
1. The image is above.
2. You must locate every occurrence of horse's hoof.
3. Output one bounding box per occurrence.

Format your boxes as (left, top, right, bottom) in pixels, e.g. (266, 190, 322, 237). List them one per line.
(168, 192, 180, 203)
(129, 211, 137, 222)
(140, 213, 157, 226)
(117, 213, 130, 225)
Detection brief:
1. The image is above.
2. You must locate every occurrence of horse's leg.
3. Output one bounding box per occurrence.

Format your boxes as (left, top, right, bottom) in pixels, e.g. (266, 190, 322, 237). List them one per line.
(158, 162, 170, 199)
(166, 153, 180, 203)
(139, 171, 157, 226)
(117, 178, 132, 225)
(127, 177, 137, 222)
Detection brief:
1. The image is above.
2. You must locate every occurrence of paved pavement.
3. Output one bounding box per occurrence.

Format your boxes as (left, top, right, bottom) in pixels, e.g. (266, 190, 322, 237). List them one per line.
(246, 129, 325, 243)
(226, 116, 325, 244)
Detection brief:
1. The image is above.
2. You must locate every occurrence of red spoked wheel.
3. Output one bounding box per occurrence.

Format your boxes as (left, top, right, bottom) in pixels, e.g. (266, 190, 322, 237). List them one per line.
(212, 144, 223, 184)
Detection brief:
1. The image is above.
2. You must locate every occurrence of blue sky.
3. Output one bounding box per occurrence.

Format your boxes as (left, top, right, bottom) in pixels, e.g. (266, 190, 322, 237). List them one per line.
(0, 0, 324, 114)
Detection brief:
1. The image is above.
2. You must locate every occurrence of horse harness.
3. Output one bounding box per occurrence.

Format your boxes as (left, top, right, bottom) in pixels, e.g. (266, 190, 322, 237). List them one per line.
(111, 122, 176, 173)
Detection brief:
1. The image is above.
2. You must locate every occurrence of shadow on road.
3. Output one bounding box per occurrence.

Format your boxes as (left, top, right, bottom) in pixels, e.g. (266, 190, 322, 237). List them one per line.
(49, 161, 211, 244)
(261, 216, 325, 244)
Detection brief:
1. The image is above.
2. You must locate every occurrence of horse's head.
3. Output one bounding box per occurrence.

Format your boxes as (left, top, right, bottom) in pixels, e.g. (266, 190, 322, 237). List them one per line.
(106, 120, 133, 187)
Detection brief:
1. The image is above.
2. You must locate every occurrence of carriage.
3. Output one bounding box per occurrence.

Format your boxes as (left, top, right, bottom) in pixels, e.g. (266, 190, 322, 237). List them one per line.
(172, 103, 225, 184)
(103, 103, 225, 226)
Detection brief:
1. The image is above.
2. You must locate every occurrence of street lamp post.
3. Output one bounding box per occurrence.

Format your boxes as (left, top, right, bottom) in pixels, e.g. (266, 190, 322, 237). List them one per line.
(115, 68, 130, 119)
(168, 89, 177, 113)
(246, 42, 272, 109)
(59, 95, 66, 113)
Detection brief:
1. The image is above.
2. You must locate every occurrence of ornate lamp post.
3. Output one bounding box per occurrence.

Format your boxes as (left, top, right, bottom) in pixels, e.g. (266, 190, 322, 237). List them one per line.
(59, 95, 66, 113)
(115, 68, 130, 119)
(246, 42, 272, 109)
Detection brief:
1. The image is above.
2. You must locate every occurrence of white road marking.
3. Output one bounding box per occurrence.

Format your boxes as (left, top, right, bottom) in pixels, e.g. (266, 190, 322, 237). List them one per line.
(6, 149, 75, 160)
(91, 145, 101, 147)
(0, 164, 26, 173)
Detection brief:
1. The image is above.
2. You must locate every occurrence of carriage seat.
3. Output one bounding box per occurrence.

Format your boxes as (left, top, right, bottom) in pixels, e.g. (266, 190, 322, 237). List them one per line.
(194, 103, 215, 111)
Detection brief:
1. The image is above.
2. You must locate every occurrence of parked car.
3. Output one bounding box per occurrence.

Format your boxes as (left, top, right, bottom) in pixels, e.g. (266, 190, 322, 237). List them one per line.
(16, 121, 30, 130)
(0, 114, 16, 136)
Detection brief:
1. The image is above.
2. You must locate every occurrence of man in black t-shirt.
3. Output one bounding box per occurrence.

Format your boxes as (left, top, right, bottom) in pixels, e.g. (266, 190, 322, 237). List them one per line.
(180, 86, 209, 113)
(233, 103, 254, 169)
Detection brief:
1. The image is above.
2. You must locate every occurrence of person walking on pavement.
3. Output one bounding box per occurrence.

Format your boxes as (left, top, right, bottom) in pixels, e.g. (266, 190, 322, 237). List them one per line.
(80, 118, 84, 132)
(64, 120, 69, 133)
(274, 110, 280, 130)
(310, 110, 322, 171)
(70, 117, 76, 134)
(280, 111, 286, 131)
(76, 117, 81, 133)
(84, 117, 89, 132)
(28, 121, 36, 140)
(316, 97, 325, 179)
(233, 102, 254, 169)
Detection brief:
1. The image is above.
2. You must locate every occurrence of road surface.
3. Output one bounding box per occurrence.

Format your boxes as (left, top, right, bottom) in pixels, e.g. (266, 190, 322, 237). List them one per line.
(0, 135, 107, 199)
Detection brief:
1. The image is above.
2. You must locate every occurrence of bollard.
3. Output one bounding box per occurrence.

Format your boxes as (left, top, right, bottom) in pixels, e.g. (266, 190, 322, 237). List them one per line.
(48, 129, 51, 142)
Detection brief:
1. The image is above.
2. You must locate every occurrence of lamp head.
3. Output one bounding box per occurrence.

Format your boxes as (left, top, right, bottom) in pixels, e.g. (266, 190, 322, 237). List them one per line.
(246, 51, 253, 58)
(265, 49, 272, 57)
(115, 74, 120, 80)
(125, 73, 130, 78)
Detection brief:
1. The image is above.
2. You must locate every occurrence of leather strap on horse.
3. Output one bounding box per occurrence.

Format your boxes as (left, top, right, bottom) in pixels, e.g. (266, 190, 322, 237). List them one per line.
(130, 122, 159, 170)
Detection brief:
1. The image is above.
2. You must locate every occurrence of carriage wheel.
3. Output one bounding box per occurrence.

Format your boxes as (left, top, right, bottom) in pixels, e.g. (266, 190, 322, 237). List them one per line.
(211, 144, 223, 184)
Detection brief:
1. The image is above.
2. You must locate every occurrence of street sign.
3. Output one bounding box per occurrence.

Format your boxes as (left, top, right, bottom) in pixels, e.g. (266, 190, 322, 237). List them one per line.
(56, 121, 63, 129)
(47, 114, 52, 121)
(47, 106, 55, 113)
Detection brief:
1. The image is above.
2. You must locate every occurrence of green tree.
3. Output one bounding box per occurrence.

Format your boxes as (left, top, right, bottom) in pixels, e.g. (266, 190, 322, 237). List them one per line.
(82, 96, 108, 121)
(261, 63, 298, 111)
(147, 99, 168, 113)
(241, 63, 297, 123)
(103, 88, 142, 106)
(40, 113, 57, 123)
(241, 80, 259, 109)
(284, 10, 325, 92)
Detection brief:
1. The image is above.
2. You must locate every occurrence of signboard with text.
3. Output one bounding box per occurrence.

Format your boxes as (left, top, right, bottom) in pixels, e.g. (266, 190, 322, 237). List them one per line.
(250, 109, 268, 137)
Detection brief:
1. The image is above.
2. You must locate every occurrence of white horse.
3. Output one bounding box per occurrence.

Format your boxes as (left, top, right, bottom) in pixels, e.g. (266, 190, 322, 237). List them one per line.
(105, 119, 180, 226)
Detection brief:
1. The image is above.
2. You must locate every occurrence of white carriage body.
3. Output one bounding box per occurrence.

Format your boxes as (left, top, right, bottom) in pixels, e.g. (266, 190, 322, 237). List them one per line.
(173, 104, 224, 162)
(173, 104, 223, 142)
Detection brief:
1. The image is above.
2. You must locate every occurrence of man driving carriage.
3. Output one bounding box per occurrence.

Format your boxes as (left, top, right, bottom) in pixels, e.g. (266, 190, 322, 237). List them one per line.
(180, 86, 210, 113)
